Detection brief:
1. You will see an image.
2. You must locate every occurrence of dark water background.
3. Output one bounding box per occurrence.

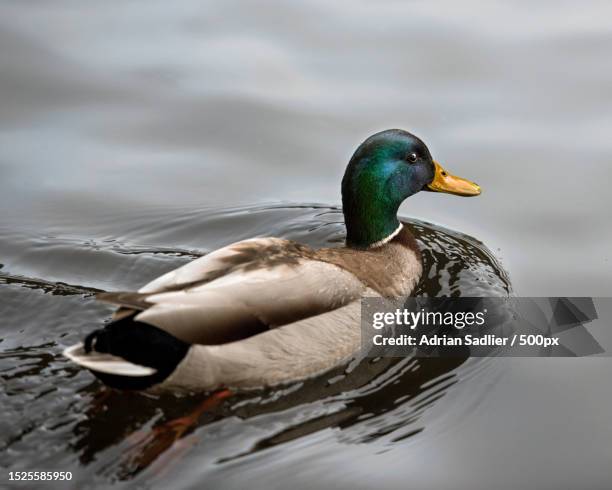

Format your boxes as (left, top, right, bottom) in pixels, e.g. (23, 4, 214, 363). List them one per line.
(1, 1, 611, 489)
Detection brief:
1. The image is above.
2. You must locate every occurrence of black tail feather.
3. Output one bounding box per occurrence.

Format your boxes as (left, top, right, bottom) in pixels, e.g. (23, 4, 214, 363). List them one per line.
(85, 315, 190, 390)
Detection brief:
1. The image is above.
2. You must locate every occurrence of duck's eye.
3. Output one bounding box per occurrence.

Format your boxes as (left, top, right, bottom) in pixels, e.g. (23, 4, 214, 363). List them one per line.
(407, 153, 418, 163)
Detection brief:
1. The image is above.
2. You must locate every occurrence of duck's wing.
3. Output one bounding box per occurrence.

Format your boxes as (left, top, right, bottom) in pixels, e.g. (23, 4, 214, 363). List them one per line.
(97, 238, 366, 345)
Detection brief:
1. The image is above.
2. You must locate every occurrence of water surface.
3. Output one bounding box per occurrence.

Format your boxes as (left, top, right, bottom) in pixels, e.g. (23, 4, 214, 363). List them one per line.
(1, 1, 611, 489)
(2, 205, 509, 487)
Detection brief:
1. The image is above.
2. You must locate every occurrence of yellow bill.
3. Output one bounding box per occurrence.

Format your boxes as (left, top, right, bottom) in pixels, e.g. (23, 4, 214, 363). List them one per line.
(427, 160, 481, 196)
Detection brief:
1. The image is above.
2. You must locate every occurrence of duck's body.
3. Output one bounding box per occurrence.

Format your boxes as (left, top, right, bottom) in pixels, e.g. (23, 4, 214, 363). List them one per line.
(64, 129, 480, 393)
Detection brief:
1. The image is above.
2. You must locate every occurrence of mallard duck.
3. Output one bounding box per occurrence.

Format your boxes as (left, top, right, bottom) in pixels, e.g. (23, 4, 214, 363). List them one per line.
(64, 129, 480, 393)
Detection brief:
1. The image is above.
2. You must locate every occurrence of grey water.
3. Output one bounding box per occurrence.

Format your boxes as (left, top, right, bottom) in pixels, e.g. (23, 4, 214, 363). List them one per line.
(1, 1, 611, 489)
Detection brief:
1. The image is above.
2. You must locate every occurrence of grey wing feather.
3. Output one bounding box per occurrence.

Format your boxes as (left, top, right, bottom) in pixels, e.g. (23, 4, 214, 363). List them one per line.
(98, 237, 366, 345)
(96, 291, 152, 310)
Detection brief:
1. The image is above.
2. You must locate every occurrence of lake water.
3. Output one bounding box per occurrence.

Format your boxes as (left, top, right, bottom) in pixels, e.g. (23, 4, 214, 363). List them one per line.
(1, 1, 611, 489)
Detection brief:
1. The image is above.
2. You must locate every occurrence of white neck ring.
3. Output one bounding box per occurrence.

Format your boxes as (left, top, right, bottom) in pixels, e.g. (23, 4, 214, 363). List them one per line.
(368, 223, 403, 249)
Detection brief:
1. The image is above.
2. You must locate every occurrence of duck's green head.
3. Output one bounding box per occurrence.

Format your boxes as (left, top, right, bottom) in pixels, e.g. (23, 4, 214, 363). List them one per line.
(342, 129, 481, 248)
